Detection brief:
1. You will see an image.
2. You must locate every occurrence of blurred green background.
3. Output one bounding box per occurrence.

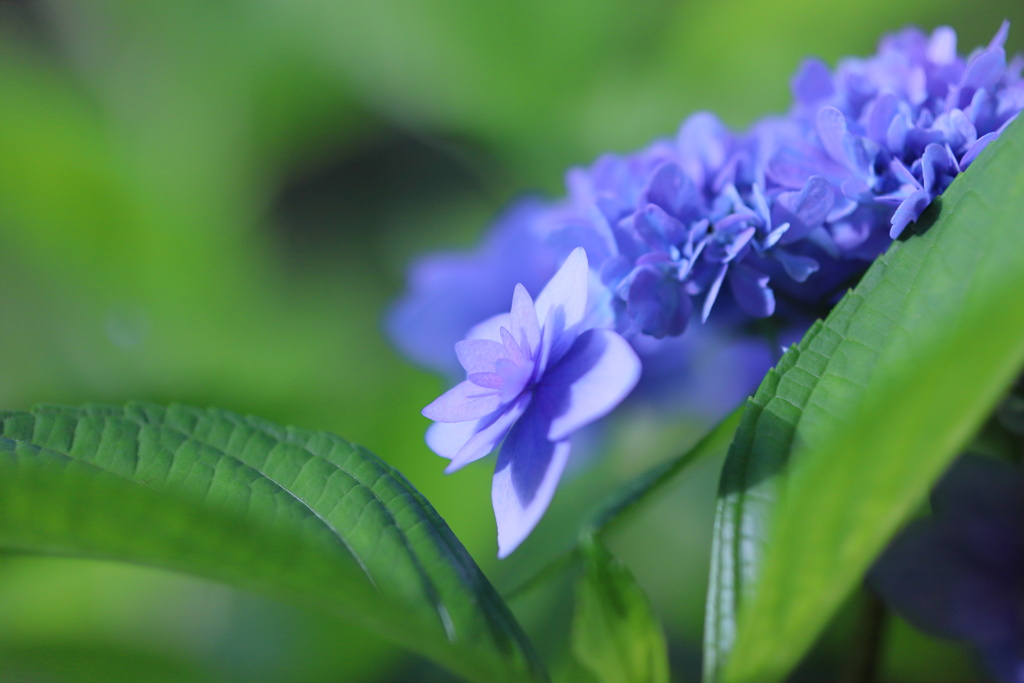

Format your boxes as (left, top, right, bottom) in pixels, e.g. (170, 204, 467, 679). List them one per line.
(0, 1, 1021, 681)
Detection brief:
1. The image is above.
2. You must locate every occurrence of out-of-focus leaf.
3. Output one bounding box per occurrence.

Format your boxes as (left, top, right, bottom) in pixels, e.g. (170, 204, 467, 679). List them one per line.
(705, 117, 1024, 683)
(0, 641, 218, 683)
(572, 539, 669, 683)
(0, 403, 546, 683)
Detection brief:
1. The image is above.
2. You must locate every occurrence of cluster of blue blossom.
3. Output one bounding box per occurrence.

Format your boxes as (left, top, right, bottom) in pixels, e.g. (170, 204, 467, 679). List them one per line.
(388, 23, 1024, 557)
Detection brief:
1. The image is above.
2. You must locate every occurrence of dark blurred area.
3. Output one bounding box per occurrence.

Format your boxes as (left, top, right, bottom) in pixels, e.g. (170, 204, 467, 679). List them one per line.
(0, 1, 1021, 681)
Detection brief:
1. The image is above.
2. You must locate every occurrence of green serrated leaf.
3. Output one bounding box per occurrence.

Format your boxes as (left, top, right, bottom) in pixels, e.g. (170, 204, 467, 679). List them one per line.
(572, 539, 669, 683)
(0, 403, 546, 683)
(704, 116, 1024, 683)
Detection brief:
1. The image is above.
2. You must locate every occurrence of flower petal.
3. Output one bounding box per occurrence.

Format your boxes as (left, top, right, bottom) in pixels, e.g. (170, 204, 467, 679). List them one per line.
(728, 264, 775, 318)
(538, 329, 642, 442)
(492, 406, 572, 557)
(774, 250, 820, 283)
(700, 262, 728, 323)
(534, 247, 590, 361)
(816, 106, 851, 168)
(509, 284, 541, 355)
(500, 326, 527, 366)
(677, 113, 730, 188)
(962, 44, 1006, 93)
(466, 311, 510, 343)
(926, 26, 957, 65)
(447, 394, 531, 473)
(960, 130, 998, 169)
(455, 338, 507, 374)
(627, 265, 691, 338)
(792, 58, 834, 106)
(777, 176, 834, 244)
(889, 187, 932, 239)
(635, 203, 688, 249)
(422, 380, 502, 422)
(468, 372, 504, 389)
(644, 163, 700, 223)
(425, 419, 481, 459)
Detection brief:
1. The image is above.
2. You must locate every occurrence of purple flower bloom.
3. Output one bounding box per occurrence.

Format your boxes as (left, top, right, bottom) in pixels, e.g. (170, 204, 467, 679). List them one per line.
(869, 455, 1024, 683)
(390, 24, 1024, 368)
(782, 21, 1023, 240)
(386, 24, 1024, 563)
(422, 248, 642, 556)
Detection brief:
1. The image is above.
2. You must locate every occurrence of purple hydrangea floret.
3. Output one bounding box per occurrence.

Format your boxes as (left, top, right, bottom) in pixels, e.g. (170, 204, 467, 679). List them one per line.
(869, 455, 1024, 683)
(422, 248, 641, 556)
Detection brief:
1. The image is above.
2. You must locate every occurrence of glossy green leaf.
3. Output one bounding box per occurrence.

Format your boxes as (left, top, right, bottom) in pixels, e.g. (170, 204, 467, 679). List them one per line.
(0, 403, 546, 683)
(572, 539, 669, 683)
(704, 116, 1024, 683)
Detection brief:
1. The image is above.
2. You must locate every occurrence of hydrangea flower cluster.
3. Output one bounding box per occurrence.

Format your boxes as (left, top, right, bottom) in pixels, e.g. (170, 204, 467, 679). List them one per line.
(869, 455, 1024, 683)
(389, 23, 1024, 555)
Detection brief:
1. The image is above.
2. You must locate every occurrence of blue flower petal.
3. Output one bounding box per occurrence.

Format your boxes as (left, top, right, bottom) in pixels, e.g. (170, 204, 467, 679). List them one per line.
(422, 380, 502, 423)
(492, 407, 572, 558)
(627, 266, 691, 338)
(816, 106, 851, 168)
(961, 130, 999, 168)
(539, 329, 641, 441)
(921, 143, 959, 192)
(774, 250, 821, 283)
(447, 394, 531, 472)
(509, 284, 541, 355)
(776, 176, 834, 244)
(534, 247, 590, 364)
(728, 264, 775, 318)
(455, 338, 506, 374)
(700, 263, 728, 323)
(425, 419, 480, 460)
(634, 203, 688, 250)
(644, 162, 700, 223)
(792, 58, 834, 106)
(962, 44, 1006, 93)
(889, 187, 932, 238)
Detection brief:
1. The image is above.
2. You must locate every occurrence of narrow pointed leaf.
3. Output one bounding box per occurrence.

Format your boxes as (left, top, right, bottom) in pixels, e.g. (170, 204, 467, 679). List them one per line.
(706, 116, 1024, 683)
(0, 403, 546, 683)
(572, 539, 669, 683)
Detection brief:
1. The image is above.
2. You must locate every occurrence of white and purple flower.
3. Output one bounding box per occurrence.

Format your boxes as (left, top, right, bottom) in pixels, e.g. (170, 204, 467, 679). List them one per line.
(422, 248, 641, 556)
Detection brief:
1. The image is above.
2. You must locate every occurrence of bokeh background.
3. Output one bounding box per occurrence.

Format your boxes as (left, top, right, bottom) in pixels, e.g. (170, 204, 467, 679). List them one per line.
(0, 2, 1021, 681)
